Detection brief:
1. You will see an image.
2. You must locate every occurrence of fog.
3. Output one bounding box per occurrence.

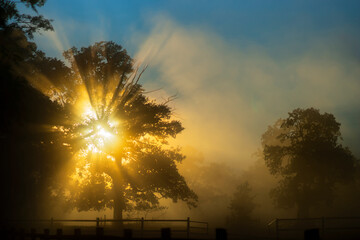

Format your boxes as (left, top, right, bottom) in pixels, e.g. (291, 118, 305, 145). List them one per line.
(6, 7, 360, 236)
(128, 16, 360, 226)
(45, 15, 360, 227)
(135, 16, 360, 170)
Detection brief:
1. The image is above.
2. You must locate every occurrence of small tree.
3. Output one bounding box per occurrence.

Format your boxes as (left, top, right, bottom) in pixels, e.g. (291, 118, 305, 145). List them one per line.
(227, 181, 257, 228)
(262, 108, 356, 218)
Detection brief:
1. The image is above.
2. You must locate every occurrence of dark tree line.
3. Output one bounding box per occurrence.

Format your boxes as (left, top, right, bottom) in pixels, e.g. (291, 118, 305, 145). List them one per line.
(1, 0, 68, 219)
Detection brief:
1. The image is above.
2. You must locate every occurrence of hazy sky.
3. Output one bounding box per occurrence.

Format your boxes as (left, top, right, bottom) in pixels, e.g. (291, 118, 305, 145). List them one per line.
(27, 0, 360, 169)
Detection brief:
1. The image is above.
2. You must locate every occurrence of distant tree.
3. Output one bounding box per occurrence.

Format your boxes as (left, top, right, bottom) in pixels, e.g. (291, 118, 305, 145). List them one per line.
(227, 181, 257, 228)
(55, 41, 198, 220)
(262, 108, 356, 218)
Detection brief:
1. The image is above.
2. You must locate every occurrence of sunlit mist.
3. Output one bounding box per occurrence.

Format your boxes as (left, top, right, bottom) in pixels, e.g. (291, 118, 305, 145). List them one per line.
(3, 2, 360, 240)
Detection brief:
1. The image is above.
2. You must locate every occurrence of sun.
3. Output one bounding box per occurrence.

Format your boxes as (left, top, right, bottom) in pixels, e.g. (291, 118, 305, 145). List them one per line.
(86, 122, 116, 153)
(97, 125, 112, 139)
(78, 104, 119, 154)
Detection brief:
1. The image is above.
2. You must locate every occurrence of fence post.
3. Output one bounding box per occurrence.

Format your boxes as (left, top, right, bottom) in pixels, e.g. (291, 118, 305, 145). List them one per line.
(141, 217, 144, 238)
(50, 217, 54, 227)
(19, 228, 25, 240)
(161, 228, 171, 240)
(215, 228, 227, 240)
(56, 229, 63, 240)
(74, 228, 81, 240)
(304, 228, 320, 240)
(187, 217, 190, 239)
(124, 229, 133, 239)
(44, 229, 50, 240)
(275, 218, 279, 240)
(322, 217, 325, 239)
(31, 228, 36, 240)
(96, 217, 100, 227)
(96, 227, 104, 239)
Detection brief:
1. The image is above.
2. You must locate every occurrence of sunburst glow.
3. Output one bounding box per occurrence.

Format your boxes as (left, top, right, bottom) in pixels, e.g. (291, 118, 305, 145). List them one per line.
(85, 123, 115, 151)
(77, 105, 120, 156)
(21, 41, 150, 215)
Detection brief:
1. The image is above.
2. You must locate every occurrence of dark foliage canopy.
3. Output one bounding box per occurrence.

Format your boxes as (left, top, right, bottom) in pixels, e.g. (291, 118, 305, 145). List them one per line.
(59, 42, 197, 216)
(0, 0, 52, 38)
(262, 108, 356, 217)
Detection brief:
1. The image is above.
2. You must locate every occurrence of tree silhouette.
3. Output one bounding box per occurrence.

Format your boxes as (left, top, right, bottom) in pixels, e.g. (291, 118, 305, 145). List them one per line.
(0, 0, 53, 39)
(52, 41, 198, 219)
(227, 181, 257, 228)
(0, 0, 70, 219)
(262, 108, 356, 218)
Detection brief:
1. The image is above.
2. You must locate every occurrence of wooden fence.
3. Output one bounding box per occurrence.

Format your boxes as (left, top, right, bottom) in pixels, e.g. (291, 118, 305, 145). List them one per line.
(2, 218, 209, 240)
(268, 217, 360, 240)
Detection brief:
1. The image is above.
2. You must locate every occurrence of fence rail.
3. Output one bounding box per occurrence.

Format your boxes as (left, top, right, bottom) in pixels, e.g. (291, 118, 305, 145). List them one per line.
(2, 217, 209, 239)
(268, 217, 360, 240)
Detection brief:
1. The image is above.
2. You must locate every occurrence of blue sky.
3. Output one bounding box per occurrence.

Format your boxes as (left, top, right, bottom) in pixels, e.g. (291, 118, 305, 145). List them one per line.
(31, 0, 360, 53)
(31, 0, 360, 58)
(24, 0, 360, 167)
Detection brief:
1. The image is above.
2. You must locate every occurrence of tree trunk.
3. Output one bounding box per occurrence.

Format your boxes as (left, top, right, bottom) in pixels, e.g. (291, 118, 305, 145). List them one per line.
(113, 194, 124, 220)
(112, 180, 125, 229)
(112, 166, 126, 221)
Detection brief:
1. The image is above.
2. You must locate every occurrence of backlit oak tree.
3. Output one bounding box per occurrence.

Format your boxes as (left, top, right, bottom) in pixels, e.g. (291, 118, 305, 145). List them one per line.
(56, 42, 197, 219)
